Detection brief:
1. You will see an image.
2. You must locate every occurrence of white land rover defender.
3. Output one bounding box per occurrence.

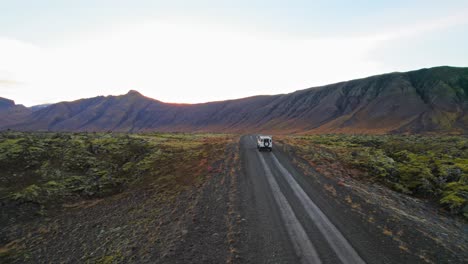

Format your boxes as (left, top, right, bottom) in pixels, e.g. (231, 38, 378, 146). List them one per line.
(257, 135, 272, 151)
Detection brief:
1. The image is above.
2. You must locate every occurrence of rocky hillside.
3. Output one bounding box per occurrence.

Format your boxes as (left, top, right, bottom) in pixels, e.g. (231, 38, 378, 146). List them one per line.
(1, 66, 467, 134)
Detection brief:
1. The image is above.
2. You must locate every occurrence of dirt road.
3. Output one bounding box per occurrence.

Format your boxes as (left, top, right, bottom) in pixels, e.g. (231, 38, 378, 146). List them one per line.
(235, 135, 450, 264)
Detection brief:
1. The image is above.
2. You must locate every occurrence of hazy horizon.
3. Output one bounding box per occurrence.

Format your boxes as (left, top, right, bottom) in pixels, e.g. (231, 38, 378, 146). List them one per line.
(1, 1, 468, 106)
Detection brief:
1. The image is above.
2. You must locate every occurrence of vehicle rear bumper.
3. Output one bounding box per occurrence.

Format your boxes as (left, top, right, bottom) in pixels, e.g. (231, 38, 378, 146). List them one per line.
(258, 146, 272, 151)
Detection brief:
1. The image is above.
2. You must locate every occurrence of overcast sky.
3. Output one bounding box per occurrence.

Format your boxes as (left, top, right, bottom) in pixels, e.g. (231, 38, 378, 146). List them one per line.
(1, 0, 467, 106)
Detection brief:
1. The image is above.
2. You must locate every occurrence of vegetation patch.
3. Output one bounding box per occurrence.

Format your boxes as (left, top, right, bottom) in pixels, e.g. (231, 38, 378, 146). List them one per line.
(0, 132, 232, 216)
(279, 134, 468, 219)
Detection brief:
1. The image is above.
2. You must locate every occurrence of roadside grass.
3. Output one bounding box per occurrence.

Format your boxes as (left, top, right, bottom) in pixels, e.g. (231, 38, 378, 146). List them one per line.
(0, 131, 232, 214)
(278, 134, 468, 219)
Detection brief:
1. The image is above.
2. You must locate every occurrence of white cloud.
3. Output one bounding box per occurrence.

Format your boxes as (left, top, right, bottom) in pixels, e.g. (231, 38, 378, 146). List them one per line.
(0, 20, 383, 106)
(1, 10, 466, 106)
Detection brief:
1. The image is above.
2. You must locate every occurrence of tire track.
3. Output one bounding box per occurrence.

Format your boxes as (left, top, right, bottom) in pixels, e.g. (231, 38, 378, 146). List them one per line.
(257, 152, 322, 264)
(270, 153, 365, 264)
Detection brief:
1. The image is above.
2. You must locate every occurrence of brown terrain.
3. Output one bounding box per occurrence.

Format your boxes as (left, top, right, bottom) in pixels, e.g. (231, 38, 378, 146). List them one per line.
(2, 135, 466, 263)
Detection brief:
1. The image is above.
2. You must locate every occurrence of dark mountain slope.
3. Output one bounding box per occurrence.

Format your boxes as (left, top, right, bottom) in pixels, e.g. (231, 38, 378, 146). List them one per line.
(0, 97, 15, 110)
(0, 97, 32, 128)
(1, 66, 467, 134)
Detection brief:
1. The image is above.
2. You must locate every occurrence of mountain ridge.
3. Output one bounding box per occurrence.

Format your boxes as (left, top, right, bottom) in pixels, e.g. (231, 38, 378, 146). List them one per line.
(0, 97, 32, 128)
(1, 66, 467, 134)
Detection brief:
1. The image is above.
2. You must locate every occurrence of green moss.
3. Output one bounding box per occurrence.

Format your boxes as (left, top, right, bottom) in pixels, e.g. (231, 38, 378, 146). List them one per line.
(440, 193, 465, 209)
(282, 134, 468, 218)
(453, 158, 468, 173)
(95, 253, 123, 264)
(1, 131, 230, 214)
(12, 184, 41, 202)
(441, 182, 468, 216)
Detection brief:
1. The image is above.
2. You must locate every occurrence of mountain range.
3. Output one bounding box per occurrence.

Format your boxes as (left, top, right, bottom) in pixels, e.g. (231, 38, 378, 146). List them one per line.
(1, 66, 467, 134)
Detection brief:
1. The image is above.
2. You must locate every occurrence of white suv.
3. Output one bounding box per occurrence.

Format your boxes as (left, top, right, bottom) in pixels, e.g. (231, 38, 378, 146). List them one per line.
(257, 135, 272, 152)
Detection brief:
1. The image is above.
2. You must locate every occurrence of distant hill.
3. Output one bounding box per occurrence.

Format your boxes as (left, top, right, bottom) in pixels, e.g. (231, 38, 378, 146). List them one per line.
(1, 66, 467, 134)
(0, 98, 14, 110)
(0, 97, 32, 128)
(29, 104, 52, 112)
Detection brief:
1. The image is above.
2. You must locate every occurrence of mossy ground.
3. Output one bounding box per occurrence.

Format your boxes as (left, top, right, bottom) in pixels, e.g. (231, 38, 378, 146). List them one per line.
(0, 131, 235, 263)
(278, 134, 468, 219)
(0, 132, 232, 206)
